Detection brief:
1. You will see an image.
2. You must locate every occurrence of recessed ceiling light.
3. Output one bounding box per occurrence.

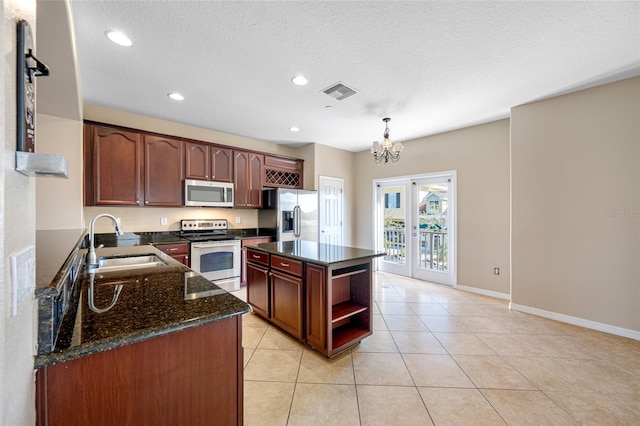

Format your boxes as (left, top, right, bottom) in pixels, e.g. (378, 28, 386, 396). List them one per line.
(105, 30, 132, 47)
(167, 92, 184, 101)
(291, 75, 308, 86)
(289, 127, 300, 132)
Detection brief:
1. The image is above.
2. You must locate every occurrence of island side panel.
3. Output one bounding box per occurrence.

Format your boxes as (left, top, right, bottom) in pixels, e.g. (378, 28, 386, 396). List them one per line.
(305, 263, 327, 354)
(36, 316, 242, 426)
(327, 258, 374, 357)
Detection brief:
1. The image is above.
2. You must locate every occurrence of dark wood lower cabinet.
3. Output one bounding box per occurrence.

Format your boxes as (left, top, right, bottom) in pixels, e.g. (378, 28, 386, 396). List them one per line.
(270, 270, 303, 340)
(154, 242, 190, 266)
(241, 237, 272, 285)
(246, 262, 270, 318)
(36, 316, 243, 426)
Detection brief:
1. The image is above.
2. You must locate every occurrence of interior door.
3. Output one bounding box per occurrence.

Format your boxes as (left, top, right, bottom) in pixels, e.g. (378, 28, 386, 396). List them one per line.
(319, 176, 344, 246)
(411, 176, 455, 285)
(376, 181, 411, 277)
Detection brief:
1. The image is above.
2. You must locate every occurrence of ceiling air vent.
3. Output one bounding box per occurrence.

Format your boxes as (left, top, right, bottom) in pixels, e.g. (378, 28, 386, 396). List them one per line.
(322, 82, 358, 101)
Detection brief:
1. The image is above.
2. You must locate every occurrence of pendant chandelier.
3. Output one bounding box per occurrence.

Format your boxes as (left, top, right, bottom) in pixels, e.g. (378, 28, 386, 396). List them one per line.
(371, 117, 404, 164)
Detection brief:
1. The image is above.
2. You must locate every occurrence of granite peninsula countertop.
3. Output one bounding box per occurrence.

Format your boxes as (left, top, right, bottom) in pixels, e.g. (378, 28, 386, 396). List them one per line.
(34, 232, 251, 369)
(248, 240, 385, 265)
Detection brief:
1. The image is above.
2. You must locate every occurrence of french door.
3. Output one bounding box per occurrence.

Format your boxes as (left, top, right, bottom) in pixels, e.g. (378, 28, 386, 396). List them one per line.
(375, 173, 456, 286)
(376, 181, 411, 277)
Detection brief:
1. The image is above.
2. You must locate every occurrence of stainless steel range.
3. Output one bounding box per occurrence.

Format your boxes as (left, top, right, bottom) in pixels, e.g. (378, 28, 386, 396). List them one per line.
(180, 219, 240, 292)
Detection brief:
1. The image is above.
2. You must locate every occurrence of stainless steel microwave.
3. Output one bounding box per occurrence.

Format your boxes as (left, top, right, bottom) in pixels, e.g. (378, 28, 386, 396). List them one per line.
(184, 179, 234, 207)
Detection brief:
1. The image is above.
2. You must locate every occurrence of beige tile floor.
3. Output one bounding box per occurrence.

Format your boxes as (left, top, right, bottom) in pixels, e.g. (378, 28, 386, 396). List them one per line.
(235, 272, 640, 425)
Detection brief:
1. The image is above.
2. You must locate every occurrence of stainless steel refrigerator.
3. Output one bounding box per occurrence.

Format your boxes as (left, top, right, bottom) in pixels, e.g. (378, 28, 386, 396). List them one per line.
(259, 188, 318, 242)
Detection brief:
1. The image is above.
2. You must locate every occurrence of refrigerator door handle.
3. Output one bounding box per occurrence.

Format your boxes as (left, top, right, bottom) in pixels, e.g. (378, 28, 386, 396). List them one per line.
(294, 205, 301, 238)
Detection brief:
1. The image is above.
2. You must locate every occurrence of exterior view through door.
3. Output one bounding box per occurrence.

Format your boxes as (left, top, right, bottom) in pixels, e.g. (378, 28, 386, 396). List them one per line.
(375, 173, 456, 286)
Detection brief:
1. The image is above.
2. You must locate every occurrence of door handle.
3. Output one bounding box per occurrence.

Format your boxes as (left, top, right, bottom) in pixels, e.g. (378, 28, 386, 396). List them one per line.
(294, 205, 301, 238)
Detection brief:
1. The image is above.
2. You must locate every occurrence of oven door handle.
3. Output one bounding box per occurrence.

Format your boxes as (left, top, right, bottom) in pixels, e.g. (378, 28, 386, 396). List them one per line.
(192, 240, 238, 249)
(192, 242, 223, 248)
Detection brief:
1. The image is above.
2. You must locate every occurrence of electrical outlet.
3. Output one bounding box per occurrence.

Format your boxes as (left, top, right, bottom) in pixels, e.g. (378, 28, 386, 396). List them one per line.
(235, 216, 241, 224)
(160, 217, 168, 226)
(10, 246, 35, 316)
(494, 267, 500, 275)
(116, 217, 121, 226)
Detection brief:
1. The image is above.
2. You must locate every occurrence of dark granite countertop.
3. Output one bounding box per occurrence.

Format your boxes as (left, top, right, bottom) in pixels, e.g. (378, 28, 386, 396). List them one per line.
(93, 231, 189, 248)
(227, 228, 276, 239)
(34, 235, 250, 369)
(35, 229, 86, 296)
(249, 240, 385, 265)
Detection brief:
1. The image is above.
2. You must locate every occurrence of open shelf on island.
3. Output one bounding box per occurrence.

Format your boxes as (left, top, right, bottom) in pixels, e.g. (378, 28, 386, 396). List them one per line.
(332, 301, 368, 323)
(332, 322, 370, 351)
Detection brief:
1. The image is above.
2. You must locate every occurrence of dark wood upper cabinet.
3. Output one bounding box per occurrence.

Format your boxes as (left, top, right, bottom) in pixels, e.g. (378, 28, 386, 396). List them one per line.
(84, 121, 303, 207)
(233, 151, 249, 207)
(185, 143, 232, 182)
(85, 125, 142, 206)
(263, 155, 303, 189)
(233, 150, 263, 208)
(211, 147, 233, 182)
(143, 135, 184, 207)
(184, 142, 210, 180)
(249, 152, 264, 207)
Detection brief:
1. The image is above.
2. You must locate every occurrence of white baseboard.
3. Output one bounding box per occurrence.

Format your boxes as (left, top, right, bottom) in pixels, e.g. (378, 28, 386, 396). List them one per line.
(509, 302, 640, 341)
(455, 284, 510, 301)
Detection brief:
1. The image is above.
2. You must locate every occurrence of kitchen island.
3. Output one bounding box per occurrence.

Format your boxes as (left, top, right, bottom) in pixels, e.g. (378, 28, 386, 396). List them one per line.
(246, 240, 385, 357)
(34, 231, 250, 425)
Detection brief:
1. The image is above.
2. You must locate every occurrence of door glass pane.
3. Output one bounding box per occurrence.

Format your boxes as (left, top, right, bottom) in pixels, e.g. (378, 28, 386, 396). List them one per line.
(382, 186, 406, 265)
(416, 183, 448, 272)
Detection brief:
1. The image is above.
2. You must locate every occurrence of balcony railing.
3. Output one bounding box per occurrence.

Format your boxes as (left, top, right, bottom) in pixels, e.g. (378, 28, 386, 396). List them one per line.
(383, 228, 448, 272)
(383, 228, 406, 264)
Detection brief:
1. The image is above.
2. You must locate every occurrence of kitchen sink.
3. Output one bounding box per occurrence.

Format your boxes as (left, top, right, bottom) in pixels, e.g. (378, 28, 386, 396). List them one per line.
(89, 254, 169, 274)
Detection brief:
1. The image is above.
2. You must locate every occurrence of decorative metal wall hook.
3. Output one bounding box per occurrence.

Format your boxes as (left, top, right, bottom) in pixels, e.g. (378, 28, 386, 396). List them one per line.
(26, 49, 50, 82)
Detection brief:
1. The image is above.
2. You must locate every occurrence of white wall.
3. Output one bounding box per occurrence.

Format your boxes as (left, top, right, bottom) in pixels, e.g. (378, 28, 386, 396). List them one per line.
(353, 119, 511, 296)
(36, 114, 83, 229)
(511, 76, 640, 335)
(294, 143, 355, 246)
(85, 205, 259, 233)
(1, 0, 38, 423)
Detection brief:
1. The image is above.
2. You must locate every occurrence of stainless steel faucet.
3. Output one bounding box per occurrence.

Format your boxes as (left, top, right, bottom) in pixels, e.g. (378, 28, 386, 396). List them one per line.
(87, 214, 124, 267)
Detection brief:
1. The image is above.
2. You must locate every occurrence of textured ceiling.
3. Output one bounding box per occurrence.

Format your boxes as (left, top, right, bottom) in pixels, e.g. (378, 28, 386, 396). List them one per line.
(66, 1, 640, 152)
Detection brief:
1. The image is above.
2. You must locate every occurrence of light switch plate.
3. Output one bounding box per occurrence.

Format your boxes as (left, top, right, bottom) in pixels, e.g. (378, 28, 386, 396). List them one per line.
(10, 245, 35, 316)
(160, 217, 168, 226)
